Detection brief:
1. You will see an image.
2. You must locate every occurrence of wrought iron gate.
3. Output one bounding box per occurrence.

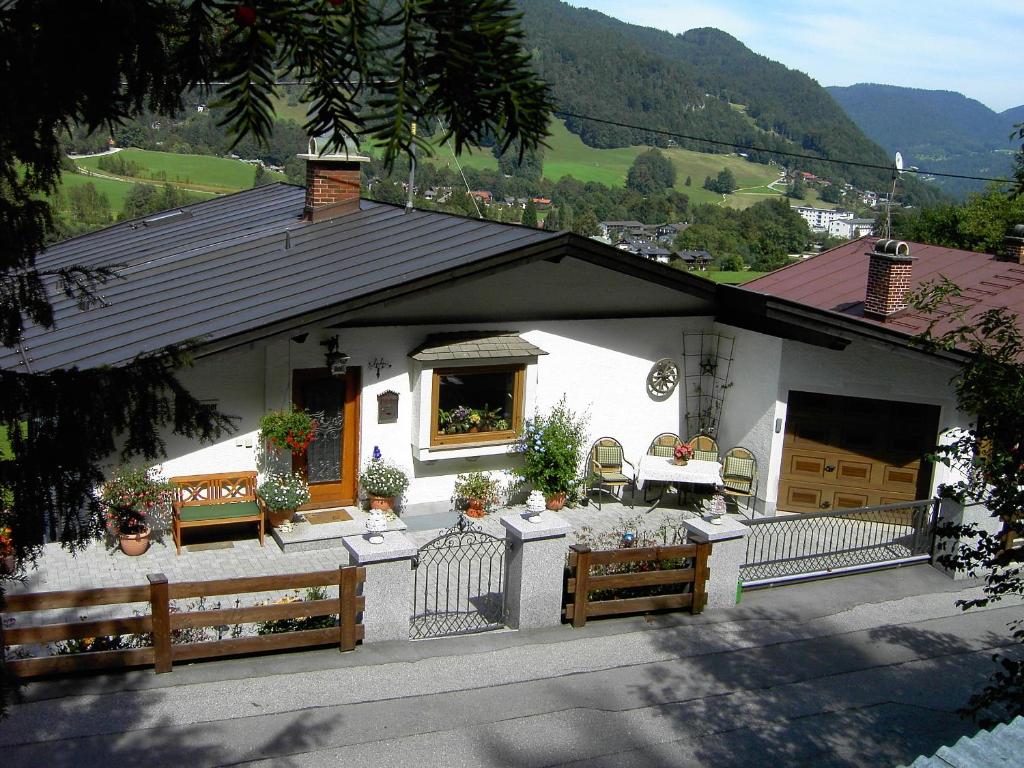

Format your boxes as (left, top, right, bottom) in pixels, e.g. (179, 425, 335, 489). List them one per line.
(410, 517, 507, 640)
(741, 498, 939, 587)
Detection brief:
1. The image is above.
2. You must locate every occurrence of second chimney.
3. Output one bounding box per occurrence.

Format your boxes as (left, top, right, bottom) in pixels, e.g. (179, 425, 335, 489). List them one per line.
(1004, 224, 1024, 264)
(298, 136, 370, 223)
(864, 239, 914, 319)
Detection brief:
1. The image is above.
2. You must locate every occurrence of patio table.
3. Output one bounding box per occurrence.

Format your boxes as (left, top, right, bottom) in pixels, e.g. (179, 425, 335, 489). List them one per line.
(635, 455, 723, 501)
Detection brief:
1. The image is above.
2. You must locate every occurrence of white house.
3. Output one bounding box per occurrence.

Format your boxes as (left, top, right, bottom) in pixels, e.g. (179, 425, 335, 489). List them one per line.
(5, 150, 1012, 531)
(828, 216, 875, 240)
(793, 205, 853, 232)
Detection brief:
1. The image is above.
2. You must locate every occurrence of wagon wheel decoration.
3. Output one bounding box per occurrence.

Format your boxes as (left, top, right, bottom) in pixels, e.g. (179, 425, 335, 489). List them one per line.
(646, 358, 680, 399)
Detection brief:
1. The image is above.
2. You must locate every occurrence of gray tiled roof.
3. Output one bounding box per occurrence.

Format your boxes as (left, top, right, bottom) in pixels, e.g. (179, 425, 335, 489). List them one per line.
(410, 331, 548, 361)
(902, 715, 1024, 768)
(3, 184, 562, 371)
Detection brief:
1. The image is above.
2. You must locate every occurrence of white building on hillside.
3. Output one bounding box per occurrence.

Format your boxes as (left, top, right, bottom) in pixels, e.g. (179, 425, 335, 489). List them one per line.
(793, 205, 853, 232)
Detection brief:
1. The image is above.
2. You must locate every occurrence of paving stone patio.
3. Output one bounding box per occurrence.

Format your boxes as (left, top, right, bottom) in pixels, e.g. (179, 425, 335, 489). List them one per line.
(4, 488, 715, 596)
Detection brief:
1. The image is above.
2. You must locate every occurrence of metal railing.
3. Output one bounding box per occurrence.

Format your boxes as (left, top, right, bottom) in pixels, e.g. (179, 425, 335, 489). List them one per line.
(741, 498, 939, 586)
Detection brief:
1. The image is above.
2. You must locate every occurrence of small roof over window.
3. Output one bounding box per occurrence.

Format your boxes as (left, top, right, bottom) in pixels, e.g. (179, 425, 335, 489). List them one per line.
(409, 331, 548, 362)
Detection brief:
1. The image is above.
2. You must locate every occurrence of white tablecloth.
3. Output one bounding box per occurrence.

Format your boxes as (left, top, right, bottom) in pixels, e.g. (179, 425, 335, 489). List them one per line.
(635, 455, 723, 489)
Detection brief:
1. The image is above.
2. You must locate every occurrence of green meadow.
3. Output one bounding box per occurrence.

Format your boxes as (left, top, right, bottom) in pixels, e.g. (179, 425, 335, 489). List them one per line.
(421, 120, 782, 208)
(704, 270, 768, 284)
(77, 149, 284, 194)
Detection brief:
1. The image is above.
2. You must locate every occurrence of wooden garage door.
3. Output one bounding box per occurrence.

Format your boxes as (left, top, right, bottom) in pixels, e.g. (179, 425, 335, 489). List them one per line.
(778, 391, 939, 513)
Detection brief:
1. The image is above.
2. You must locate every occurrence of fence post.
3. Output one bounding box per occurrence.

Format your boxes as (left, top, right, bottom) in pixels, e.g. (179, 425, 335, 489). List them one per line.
(339, 565, 358, 652)
(147, 573, 172, 674)
(501, 512, 572, 630)
(343, 532, 418, 642)
(691, 542, 712, 614)
(681, 518, 749, 610)
(570, 545, 591, 628)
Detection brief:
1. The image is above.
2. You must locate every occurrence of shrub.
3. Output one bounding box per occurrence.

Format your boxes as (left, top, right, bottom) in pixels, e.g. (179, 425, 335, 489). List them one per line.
(453, 472, 501, 510)
(513, 397, 589, 496)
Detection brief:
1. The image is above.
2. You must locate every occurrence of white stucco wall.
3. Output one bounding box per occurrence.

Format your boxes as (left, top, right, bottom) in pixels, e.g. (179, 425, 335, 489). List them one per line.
(156, 316, 713, 508)
(714, 326, 968, 515)
(714, 324, 783, 514)
(158, 345, 265, 478)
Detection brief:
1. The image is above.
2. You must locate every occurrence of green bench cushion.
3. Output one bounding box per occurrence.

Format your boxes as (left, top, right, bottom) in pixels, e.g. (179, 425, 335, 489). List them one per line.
(179, 501, 260, 522)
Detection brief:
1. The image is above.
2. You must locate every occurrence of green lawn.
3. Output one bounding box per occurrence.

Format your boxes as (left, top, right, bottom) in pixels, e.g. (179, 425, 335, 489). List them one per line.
(704, 271, 768, 284)
(58, 171, 138, 209)
(77, 149, 284, 193)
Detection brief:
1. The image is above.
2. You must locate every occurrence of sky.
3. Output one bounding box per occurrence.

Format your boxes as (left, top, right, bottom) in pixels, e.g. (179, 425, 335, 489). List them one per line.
(570, 1, 1024, 113)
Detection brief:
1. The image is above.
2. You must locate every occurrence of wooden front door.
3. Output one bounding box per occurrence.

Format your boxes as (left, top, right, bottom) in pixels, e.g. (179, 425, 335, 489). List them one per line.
(292, 368, 360, 508)
(777, 391, 939, 513)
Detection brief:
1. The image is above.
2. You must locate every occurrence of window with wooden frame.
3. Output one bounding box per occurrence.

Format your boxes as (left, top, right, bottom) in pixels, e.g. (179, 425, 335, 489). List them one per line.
(430, 364, 525, 447)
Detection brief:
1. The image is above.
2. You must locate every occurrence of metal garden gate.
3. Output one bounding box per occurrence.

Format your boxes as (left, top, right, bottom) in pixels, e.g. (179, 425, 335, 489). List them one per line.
(410, 517, 506, 639)
(741, 498, 939, 587)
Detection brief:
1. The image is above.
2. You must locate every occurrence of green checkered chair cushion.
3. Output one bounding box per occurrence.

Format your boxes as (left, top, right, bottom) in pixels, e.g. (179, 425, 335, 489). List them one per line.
(723, 455, 755, 493)
(694, 449, 719, 463)
(599, 471, 631, 484)
(650, 444, 676, 458)
(595, 445, 623, 468)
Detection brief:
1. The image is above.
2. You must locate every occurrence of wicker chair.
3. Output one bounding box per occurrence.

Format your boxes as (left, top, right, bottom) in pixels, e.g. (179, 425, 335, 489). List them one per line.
(643, 433, 683, 502)
(587, 437, 635, 509)
(686, 434, 720, 464)
(721, 446, 758, 516)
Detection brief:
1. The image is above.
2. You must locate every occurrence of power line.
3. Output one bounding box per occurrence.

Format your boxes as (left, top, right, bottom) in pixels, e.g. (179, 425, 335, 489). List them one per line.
(553, 109, 1017, 185)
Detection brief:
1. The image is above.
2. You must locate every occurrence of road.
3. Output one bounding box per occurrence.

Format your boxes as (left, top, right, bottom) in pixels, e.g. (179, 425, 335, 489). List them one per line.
(1, 566, 1020, 767)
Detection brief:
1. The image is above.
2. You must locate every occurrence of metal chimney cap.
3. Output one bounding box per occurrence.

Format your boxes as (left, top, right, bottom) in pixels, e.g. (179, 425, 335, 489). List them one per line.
(870, 239, 913, 260)
(296, 134, 371, 163)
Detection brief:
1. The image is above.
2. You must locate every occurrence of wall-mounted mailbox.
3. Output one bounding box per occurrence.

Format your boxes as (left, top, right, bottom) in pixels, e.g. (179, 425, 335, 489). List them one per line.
(377, 390, 399, 423)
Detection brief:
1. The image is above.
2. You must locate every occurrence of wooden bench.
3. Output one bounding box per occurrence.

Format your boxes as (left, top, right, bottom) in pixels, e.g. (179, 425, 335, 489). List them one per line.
(170, 471, 264, 555)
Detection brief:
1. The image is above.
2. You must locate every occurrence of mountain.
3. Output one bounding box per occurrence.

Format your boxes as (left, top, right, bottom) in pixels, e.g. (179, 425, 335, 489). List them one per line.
(515, 0, 939, 202)
(828, 83, 1022, 198)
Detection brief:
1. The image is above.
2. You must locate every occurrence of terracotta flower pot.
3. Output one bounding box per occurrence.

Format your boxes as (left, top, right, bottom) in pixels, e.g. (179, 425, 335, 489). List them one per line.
(266, 507, 296, 529)
(545, 492, 567, 510)
(673, 458, 688, 466)
(119, 527, 151, 557)
(369, 495, 395, 512)
(465, 498, 486, 518)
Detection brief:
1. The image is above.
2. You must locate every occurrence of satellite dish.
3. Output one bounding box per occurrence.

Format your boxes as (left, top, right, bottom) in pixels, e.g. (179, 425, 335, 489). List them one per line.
(894, 151, 904, 176)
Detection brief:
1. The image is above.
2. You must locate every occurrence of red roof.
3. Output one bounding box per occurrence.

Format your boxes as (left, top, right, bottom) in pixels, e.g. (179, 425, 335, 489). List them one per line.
(744, 236, 1024, 338)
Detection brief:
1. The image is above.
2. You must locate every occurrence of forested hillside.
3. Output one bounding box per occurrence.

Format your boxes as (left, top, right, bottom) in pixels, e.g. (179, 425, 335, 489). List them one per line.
(828, 84, 1022, 197)
(516, 0, 935, 201)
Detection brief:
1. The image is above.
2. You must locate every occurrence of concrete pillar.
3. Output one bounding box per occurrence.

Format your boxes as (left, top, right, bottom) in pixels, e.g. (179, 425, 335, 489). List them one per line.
(501, 511, 572, 630)
(681, 517, 750, 610)
(343, 531, 418, 642)
(933, 497, 1001, 580)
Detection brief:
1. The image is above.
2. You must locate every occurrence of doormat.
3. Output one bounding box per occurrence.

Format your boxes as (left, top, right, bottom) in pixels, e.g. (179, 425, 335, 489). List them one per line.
(186, 541, 235, 552)
(303, 509, 353, 525)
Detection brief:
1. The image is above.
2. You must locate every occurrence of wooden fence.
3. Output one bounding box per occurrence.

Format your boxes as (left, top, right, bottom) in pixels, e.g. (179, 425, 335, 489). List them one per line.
(1, 566, 364, 678)
(564, 542, 711, 628)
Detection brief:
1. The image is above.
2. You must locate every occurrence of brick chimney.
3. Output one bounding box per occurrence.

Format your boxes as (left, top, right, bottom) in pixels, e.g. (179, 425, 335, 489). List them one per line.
(1003, 224, 1024, 264)
(297, 136, 370, 223)
(864, 239, 914, 319)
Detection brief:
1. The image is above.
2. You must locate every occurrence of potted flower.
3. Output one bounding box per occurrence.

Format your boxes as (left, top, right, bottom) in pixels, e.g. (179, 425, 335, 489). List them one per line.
(259, 407, 318, 455)
(0, 524, 14, 574)
(99, 465, 173, 556)
(513, 397, 589, 510)
(674, 442, 694, 466)
(257, 472, 311, 528)
(453, 472, 500, 518)
(359, 447, 409, 512)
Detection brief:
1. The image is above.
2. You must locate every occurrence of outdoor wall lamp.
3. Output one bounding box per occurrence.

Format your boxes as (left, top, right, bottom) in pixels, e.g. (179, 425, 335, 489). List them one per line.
(320, 335, 350, 376)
